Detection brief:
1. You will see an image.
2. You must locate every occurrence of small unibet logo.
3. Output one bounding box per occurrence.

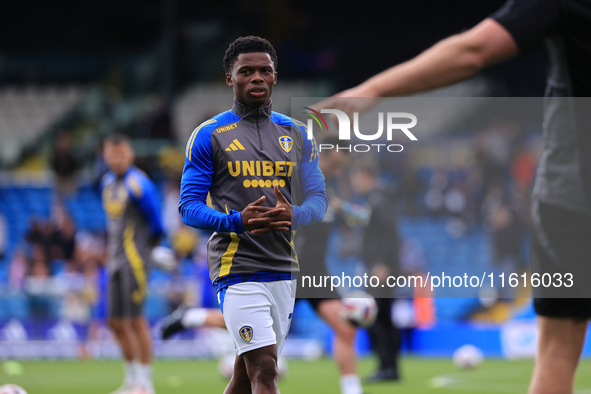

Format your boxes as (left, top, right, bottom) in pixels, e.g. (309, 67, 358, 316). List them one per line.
(226, 139, 246, 151)
(303, 107, 418, 153)
(239, 326, 253, 343)
(215, 122, 238, 133)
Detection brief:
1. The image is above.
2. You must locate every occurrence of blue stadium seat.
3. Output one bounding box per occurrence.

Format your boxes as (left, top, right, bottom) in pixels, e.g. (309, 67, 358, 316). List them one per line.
(3, 293, 31, 320)
(144, 294, 170, 321)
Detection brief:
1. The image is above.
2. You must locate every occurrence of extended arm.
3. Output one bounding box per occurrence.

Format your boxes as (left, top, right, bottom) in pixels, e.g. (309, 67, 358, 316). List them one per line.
(342, 19, 519, 98)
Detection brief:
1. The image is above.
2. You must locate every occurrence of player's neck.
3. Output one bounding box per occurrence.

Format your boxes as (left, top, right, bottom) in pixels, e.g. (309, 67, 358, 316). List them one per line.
(232, 99, 273, 119)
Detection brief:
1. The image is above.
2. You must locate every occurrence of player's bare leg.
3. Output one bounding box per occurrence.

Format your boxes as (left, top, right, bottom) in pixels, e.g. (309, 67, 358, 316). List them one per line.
(109, 318, 140, 362)
(109, 318, 141, 393)
(317, 300, 357, 374)
(131, 316, 155, 393)
(528, 316, 589, 394)
(131, 317, 152, 364)
(242, 344, 280, 394)
(223, 354, 252, 394)
(316, 300, 362, 394)
(205, 309, 226, 328)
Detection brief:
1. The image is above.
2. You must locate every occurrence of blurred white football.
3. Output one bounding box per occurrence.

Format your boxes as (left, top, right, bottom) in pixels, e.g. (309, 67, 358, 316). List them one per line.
(218, 353, 288, 380)
(218, 354, 235, 380)
(453, 344, 484, 369)
(151, 246, 177, 271)
(0, 384, 27, 394)
(339, 291, 378, 328)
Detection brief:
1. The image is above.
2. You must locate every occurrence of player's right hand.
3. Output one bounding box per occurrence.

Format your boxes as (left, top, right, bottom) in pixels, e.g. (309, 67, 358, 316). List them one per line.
(241, 195, 291, 233)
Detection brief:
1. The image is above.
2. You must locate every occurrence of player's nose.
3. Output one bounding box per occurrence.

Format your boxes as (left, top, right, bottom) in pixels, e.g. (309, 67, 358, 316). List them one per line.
(251, 71, 264, 82)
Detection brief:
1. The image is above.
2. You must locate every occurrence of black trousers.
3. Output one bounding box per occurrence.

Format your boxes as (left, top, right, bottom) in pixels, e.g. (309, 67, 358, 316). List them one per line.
(367, 298, 400, 371)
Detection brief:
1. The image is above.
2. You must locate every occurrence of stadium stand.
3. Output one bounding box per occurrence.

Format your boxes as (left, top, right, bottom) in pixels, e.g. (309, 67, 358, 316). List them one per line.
(0, 86, 88, 166)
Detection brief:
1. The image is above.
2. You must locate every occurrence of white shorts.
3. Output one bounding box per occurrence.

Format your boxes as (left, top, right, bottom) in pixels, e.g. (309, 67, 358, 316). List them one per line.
(218, 279, 296, 356)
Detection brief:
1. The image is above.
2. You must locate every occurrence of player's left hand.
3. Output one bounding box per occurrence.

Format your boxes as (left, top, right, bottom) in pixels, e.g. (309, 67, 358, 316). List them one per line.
(250, 185, 293, 235)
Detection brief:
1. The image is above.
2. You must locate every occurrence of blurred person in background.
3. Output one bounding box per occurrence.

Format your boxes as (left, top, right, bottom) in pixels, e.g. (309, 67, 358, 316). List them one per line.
(101, 134, 164, 394)
(351, 164, 402, 383)
(26, 218, 53, 268)
(423, 170, 449, 217)
(92, 139, 109, 191)
(295, 137, 366, 394)
(321, 0, 591, 391)
(488, 201, 526, 299)
(49, 204, 76, 266)
(25, 205, 76, 273)
(26, 244, 52, 319)
(8, 249, 27, 290)
(400, 168, 422, 217)
(52, 130, 79, 197)
(395, 238, 429, 354)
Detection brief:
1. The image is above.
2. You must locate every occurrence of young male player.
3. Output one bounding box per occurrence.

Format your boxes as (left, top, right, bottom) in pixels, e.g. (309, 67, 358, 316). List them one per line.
(163, 139, 363, 394)
(101, 135, 164, 394)
(179, 36, 327, 394)
(320, 1, 591, 392)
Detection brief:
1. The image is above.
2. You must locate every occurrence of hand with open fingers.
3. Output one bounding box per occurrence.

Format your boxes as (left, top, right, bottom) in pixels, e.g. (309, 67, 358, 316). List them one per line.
(240, 195, 288, 232)
(249, 185, 293, 235)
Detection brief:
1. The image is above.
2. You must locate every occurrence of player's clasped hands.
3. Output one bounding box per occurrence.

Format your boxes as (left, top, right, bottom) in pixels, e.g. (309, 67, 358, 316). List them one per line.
(241, 185, 293, 235)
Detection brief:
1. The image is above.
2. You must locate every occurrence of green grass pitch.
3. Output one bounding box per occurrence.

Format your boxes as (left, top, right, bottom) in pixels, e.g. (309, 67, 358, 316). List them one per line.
(3, 357, 591, 393)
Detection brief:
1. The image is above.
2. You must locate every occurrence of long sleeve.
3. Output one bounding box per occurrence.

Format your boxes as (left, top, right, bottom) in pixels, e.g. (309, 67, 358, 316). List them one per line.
(125, 171, 164, 239)
(179, 122, 244, 233)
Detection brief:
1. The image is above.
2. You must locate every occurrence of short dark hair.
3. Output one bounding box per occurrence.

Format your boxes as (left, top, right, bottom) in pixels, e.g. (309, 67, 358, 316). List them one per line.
(104, 134, 131, 145)
(223, 36, 278, 74)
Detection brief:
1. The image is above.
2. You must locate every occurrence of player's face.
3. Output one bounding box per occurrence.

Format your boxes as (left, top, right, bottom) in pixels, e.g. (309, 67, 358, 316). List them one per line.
(104, 142, 134, 176)
(226, 52, 277, 108)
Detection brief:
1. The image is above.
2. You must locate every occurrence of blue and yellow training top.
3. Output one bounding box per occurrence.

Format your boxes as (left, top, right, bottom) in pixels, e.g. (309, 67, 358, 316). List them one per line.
(180, 99, 328, 291)
(101, 166, 164, 274)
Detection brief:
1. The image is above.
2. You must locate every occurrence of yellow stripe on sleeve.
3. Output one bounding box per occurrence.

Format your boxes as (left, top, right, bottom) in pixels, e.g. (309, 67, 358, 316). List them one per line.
(186, 120, 217, 160)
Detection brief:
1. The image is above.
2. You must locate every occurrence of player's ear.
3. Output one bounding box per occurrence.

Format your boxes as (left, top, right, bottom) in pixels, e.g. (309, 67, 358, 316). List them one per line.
(273, 71, 278, 85)
(225, 73, 233, 87)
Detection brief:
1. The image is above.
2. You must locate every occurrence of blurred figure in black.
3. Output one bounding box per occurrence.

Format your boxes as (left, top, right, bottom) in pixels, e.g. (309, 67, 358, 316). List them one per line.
(400, 167, 421, 217)
(51, 130, 78, 196)
(296, 137, 366, 394)
(489, 201, 526, 299)
(351, 164, 402, 383)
